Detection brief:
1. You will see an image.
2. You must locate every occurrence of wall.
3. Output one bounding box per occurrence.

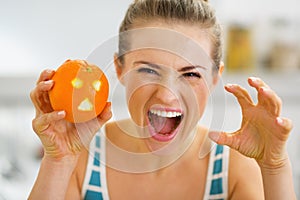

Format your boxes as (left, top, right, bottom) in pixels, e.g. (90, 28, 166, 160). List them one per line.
(0, 0, 133, 75)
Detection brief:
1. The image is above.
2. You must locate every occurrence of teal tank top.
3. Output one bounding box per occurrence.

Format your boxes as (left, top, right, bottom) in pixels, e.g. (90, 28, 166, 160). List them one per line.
(82, 130, 229, 200)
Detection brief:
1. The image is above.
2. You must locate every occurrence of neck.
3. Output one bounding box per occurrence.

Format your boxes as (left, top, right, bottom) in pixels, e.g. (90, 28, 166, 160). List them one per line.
(105, 119, 208, 173)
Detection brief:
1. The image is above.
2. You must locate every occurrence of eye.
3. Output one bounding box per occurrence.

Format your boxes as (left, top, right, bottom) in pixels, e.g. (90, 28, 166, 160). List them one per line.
(182, 72, 202, 79)
(137, 67, 160, 76)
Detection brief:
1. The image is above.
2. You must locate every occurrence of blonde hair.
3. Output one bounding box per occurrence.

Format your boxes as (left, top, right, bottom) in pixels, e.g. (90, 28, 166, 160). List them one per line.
(118, 0, 222, 70)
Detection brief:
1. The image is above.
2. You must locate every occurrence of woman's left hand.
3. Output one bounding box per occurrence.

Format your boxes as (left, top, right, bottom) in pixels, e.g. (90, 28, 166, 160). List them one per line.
(209, 77, 293, 169)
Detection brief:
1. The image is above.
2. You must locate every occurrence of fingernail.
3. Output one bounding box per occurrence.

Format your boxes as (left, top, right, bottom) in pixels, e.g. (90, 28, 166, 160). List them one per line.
(57, 110, 66, 116)
(44, 80, 53, 85)
(226, 83, 235, 88)
(276, 117, 284, 126)
(250, 77, 259, 83)
(46, 69, 54, 74)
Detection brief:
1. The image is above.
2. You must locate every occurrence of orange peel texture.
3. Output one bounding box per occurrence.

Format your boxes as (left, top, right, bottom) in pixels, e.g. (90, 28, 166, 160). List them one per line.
(49, 59, 109, 123)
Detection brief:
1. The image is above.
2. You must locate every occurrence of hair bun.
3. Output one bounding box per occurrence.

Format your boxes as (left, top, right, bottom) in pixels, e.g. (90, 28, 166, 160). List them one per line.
(134, 0, 209, 2)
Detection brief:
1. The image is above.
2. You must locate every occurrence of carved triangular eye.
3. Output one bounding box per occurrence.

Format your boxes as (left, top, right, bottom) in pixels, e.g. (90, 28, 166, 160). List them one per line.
(71, 78, 83, 89)
(78, 98, 93, 111)
(93, 80, 101, 91)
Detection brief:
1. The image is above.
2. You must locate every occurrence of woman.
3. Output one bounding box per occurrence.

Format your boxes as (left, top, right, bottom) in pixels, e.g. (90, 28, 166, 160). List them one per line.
(29, 0, 296, 199)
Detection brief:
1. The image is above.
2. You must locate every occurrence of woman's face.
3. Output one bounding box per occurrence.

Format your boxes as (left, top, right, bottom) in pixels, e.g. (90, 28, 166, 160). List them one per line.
(115, 22, 221, 152)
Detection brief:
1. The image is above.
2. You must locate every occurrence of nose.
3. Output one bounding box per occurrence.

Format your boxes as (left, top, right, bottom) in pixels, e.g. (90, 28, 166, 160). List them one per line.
(154, 84, 179, 105)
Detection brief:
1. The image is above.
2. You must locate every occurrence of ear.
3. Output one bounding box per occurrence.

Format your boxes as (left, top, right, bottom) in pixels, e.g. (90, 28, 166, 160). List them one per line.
(212, 61, 224, 86)
(114, 53, 125, 85)
(219, 61, 224, 75)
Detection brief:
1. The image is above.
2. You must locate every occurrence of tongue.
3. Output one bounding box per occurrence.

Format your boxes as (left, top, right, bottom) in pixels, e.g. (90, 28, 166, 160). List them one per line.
(152, 116, 176, 134)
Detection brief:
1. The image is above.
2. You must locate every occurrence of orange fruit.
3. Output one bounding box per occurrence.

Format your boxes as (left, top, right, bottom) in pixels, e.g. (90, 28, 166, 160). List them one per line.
(49, 59, 109, 123)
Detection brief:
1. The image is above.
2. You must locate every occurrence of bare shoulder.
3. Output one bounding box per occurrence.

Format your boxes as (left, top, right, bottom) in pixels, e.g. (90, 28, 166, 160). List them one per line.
(228, 149, 264, 199)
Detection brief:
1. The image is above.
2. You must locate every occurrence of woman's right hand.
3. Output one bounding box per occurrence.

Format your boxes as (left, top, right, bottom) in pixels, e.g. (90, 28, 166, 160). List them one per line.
(30, 69, 112, 164)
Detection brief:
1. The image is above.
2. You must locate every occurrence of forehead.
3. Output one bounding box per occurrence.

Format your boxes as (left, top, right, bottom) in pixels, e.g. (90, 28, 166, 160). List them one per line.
(123, 22, 214, 69)
(126, 49, 205, 70)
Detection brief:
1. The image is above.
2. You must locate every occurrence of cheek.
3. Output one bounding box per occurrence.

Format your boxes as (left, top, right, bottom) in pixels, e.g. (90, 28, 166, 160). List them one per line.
(196, 92, 209, 116)
(126, 85, 154, 125)
(186, 83, 210, 117)
(197, 85, 210, 108)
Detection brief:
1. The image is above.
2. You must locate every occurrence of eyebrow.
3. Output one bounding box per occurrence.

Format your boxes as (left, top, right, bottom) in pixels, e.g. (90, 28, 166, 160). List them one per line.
(178, 65, 207, 72)
(134, 61, 161, 69)
(134, 61, 207, 71)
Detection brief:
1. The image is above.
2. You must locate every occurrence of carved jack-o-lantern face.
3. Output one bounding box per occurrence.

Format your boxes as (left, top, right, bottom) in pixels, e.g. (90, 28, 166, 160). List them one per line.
(49, 59, 109, 123)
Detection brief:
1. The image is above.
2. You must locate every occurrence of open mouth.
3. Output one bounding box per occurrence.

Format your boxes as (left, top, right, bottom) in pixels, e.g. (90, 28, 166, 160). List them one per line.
(147, 108, 183, 142)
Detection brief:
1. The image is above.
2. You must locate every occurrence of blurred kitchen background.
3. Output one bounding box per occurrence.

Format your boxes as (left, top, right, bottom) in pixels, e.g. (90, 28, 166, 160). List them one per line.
(0, 0, 299, 199)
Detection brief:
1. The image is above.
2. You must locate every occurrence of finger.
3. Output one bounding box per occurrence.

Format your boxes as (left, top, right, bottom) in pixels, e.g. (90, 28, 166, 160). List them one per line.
(31, 69, 55, 114)
(248, 77, 272, 110)
(276, 117, 293, 138)
(248, 77, 270, 90)
(258, 87, 282, 116)
(75, 102, 112, 149)
(36, 69, 55, 84)
(97, 102, 112, 126)
(32, 110, 66, 135)
(30, 80, 54, 115)
(208, 130, 240, 150)
(225, 84, 254, 110)
(249, 76, 282, 116)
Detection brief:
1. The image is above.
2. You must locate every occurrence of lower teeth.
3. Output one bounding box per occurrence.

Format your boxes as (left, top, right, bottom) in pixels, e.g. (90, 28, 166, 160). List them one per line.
(158, 132, 172, 136)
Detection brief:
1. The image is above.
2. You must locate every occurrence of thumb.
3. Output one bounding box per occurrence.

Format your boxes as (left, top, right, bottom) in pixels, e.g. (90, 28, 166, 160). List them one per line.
(208, 130, 239, 149)
(32, 110, 66, 135)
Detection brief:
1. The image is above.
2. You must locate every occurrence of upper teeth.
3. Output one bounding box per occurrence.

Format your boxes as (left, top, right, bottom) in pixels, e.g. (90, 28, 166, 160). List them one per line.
(150, 109, 182, 118)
